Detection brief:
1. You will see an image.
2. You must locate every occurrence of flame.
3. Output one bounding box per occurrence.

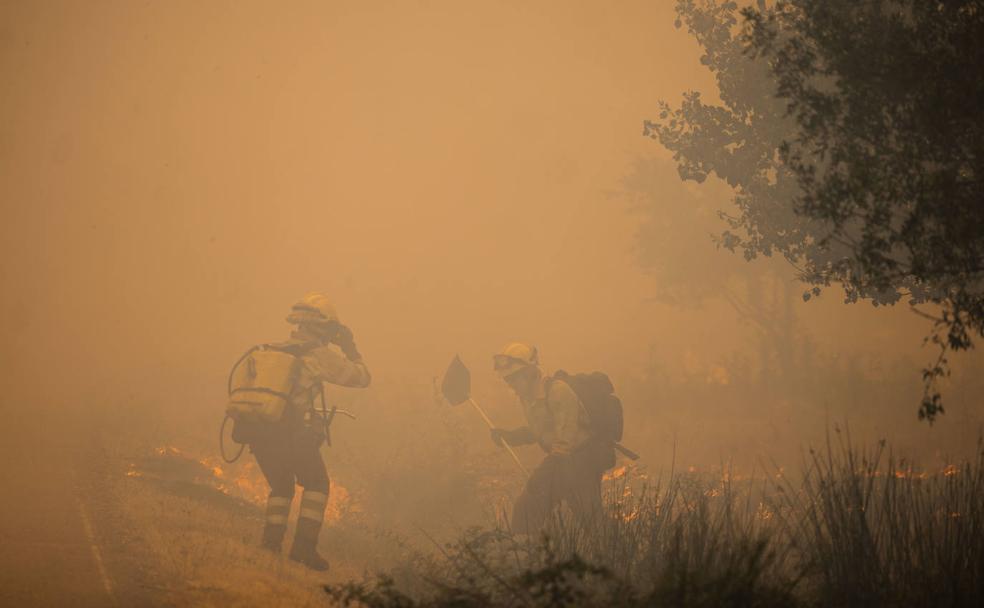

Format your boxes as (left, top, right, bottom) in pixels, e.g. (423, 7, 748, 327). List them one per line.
(604, 465, 628, 481)
(618, 506, 642, 523)
(892, 468, 930, 480)
(198, 454, 352, 525)
(131, 446, 354, 525)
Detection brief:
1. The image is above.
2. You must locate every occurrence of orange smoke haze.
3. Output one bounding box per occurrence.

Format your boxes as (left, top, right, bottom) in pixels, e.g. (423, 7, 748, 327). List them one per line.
(1, 1, 980, 460)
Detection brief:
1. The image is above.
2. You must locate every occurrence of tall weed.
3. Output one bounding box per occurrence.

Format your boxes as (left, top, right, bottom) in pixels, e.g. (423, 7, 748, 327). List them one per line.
(325, 435, 984, 607)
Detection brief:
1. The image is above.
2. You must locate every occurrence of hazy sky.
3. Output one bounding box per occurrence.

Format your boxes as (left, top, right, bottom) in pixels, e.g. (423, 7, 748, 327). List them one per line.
(0, 1, 954, 417)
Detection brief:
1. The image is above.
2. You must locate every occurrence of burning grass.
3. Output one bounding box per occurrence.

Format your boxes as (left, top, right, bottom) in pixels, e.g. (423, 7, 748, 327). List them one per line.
(772, 431, 984, 607)
(97, 374, 982, 606)
(126, 446, 353, 525)
(114, 444, 419, 606)
(325, 432, 984, 607)
(98, 377, 529, 605)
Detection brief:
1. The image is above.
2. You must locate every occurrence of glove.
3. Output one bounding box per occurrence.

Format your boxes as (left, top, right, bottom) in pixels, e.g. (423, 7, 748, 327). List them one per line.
(332, 324, 361, 361)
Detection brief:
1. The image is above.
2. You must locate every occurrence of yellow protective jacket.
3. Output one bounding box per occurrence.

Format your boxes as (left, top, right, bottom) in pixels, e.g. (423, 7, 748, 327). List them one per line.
(518, 374, 591, 455)
(228, 328, 370, 425)
(284, 329, 371, 419)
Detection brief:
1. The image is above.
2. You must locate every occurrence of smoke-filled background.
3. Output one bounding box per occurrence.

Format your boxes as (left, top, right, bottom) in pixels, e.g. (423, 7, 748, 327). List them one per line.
(2, 1, 982, 605)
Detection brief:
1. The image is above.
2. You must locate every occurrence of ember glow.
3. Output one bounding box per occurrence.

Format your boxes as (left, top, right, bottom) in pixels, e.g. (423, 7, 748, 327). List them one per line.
(129, 446, 353, 526)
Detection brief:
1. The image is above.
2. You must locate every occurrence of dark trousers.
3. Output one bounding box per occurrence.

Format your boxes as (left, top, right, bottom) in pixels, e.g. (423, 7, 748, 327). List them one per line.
(510, 444, 609, 535)
(245, 421, 329, 498)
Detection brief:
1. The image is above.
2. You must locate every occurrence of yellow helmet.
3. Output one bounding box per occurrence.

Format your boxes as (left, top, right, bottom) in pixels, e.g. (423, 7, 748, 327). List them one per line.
(493, 342, 539, 378)
(286, 292, 340, 326)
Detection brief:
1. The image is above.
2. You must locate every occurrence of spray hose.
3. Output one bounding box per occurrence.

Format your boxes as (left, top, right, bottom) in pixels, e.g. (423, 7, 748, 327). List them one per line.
(219, 414, 246, 464)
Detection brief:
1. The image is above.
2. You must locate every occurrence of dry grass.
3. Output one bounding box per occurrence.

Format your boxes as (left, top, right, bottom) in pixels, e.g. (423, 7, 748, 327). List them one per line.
(94, 372, 983, 607)
(771, 429, 984, 607)
(115, 455, 340, 606)
(324, 433, 984, 607)
(110, 443, 444, 606)
(103, 377, 507, 607)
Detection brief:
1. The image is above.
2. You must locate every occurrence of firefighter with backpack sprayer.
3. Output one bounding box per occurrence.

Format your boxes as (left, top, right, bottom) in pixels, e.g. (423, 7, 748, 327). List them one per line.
(490, 342, 632, 536)
(224, 293, 370, 571)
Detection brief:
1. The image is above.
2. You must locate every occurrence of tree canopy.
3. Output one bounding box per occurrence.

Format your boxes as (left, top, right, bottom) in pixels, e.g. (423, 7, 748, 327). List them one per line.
(647, 0, 984, 421)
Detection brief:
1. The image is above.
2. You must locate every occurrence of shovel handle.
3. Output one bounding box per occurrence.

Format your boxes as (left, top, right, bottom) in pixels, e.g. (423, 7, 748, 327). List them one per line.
(614, 443, 640, 461)
(467, 398, 529, 477)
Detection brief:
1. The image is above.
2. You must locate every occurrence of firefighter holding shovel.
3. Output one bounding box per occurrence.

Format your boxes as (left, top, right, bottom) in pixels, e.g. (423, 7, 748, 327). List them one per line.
(442, 343, 636, 536)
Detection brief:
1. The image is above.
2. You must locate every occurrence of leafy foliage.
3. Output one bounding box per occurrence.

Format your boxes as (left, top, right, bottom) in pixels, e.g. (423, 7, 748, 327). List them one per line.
(646, 0, 984, 420)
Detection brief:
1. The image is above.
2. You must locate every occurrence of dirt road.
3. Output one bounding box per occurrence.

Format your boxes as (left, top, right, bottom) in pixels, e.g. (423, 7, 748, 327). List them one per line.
(0, 413, 157, 607)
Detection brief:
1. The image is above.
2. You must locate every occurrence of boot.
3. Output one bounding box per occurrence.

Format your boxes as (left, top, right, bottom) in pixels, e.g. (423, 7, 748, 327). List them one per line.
(261, 494, 292, 553)
(288, 524, 329, 571)
(289, 489, 329, 571)
(261, 523, 286, 553)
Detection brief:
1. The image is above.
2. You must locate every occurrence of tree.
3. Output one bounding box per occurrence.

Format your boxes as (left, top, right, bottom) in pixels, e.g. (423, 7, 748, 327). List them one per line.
(622, 158, 810, 391)
(647, 0, 984, 421)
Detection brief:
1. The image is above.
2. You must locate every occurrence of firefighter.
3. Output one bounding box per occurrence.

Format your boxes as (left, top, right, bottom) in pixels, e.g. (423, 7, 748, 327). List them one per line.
(490, 342, 611, 535)
(229, 293, 370, 571)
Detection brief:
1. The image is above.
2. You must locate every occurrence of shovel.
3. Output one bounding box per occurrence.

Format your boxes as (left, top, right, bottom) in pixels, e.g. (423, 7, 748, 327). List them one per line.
(441, 355, 529, 477)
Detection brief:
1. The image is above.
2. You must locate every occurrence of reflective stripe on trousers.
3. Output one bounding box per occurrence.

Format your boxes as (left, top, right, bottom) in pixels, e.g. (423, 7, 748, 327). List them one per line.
(298, 490, 328, 523)
(265, 494, 291, 525)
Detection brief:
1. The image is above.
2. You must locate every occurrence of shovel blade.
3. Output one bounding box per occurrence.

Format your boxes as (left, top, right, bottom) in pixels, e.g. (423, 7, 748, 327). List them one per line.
(441, 355, 472, 406)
